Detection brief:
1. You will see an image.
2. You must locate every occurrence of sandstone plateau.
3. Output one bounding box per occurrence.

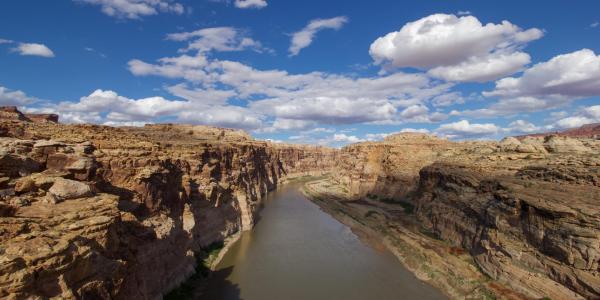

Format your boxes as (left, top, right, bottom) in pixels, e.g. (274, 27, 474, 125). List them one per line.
(304, 132, 600, 299)
(0, 108, 337, 299)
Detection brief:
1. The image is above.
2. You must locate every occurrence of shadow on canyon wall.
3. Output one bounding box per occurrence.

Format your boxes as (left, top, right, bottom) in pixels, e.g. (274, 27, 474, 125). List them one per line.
(165, 266, 242, 300)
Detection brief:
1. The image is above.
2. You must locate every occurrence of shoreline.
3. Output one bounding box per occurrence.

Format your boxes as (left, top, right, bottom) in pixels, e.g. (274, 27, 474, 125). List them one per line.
(301, 178, 528, 300)
(208, 232, 241, 271)
(164, 173, 329, 298)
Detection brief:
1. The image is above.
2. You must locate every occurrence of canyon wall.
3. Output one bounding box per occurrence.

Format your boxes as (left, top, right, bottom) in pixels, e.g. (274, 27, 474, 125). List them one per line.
(324, 133, 600, 299)
(0, 112, 337, 299)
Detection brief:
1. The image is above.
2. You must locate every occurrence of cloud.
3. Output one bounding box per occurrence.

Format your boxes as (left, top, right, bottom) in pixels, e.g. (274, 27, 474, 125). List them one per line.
(166, 27, 271, 54)
(266, 118, 317, 132)
(128, 51, 452, 127)
(128, 54, 211, 82)
(486, 49, 600, 99)
(60, 89, 187, 121)
(0, 38, 13, 44)
(165, 83, 236, 105)
(364, 132, 391, 141)
(250, 97, 396, 125)
(0, 86, 37, 106)
(505, 119, 540, 134)
(369, 13, 542, 82)
(84, 47, 107, 58)
(400, 128, 431, 134)
(463, 49, 600, 117)
(333, 133, 364, 143)
(289, 16, 348, 56)
(234, 0, 267, 9)
(552, 105, 600, 129)
(431, 92, 465, 107)
(591, 22, 599, 28)
(13, 43, 55, 57)
(177, 105, 264, 129)
(460, 95, 572, 117)
(23, 88, 263, 130)
(75, 0, 184, 19)
(435, 119, 499, 139)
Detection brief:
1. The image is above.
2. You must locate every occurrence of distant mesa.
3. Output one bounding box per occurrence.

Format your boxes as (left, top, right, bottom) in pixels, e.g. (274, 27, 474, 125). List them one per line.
(516, 122, 600, 139)
(0, 106, 59, 123)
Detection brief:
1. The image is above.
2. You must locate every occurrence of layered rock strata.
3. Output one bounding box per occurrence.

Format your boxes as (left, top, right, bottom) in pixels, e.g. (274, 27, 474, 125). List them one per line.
(306, 133, 600, 299)
(0, 113, 337, 299)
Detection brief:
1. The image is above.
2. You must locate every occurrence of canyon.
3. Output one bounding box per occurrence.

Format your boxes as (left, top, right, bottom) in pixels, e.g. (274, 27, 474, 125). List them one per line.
(304, 132, 600, 299)
(1, 106, 599, 299)
(0, 107, 337, 299)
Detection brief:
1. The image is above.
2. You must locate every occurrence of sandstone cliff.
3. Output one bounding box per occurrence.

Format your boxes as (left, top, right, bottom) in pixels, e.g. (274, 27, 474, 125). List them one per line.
(0, 111, 337, 299)
(306, 132, 600, 299)
(0, 106, 59, 124)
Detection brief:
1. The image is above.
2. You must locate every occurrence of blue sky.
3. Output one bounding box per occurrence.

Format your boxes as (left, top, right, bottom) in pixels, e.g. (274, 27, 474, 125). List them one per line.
(1, 0, 599, 146)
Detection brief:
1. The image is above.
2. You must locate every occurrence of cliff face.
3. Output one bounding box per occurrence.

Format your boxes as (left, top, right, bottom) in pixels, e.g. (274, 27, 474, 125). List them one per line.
(321, 133, 600, 299)
(0, 106, 59, 124)
(332, 133, 454, 199)
(0, 115, 337, 299)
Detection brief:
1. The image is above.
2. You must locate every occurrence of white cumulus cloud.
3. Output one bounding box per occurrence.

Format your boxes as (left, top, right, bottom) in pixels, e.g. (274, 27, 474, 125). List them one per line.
(369, 13, 542, 82)
(486, 49, 600, 99)
(552, 105, 600, 129)
(435, 120, 499, 139)
(463, 49, 600, 117)
(0, 86, 37, 106)
(505, 120, 540, 134)
(127, 51, 451, 128)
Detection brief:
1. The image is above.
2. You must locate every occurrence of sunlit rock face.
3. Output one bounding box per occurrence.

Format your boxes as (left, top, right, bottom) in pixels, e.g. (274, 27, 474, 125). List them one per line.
(331, 133, 455, 199)
(329, 132, 600, 299)
(0, 109, 338, 299)
(0, 106, 58, 123)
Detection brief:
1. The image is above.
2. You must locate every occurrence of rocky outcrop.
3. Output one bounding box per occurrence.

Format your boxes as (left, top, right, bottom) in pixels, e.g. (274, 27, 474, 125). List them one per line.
(415, 163, 599, 299)
(0, 110, 337, 299)
(332, 133, 454, 199)
(315, 132, 600, 299)
(0, 106, 59, 124)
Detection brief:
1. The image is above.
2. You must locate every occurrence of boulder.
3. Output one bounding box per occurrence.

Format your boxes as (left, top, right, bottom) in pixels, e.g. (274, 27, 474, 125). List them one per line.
(544, 135, 591, 153)
(48, 178, 93, 202)
(15, 177, 36, 193)
(500, 137, 521, 145)
(33, 140, 65, 148)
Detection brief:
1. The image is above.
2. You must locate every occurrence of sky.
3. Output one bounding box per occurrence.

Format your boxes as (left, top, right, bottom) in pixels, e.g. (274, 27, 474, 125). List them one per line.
(1, 0, 600, 147)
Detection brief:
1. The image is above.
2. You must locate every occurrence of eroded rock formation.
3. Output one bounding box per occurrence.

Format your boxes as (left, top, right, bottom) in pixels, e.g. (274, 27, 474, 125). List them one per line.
(306, 132, 600, 299)
(0, 106, 59, 124)
(0, 110, 337, 299)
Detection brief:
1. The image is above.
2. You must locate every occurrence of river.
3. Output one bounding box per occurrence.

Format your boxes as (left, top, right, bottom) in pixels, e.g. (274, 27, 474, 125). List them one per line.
(200, 181, 447, 300)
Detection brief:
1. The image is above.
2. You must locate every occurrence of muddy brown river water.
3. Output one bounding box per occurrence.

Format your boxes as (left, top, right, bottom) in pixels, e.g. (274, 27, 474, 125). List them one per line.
(200, 181, 447, 300)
